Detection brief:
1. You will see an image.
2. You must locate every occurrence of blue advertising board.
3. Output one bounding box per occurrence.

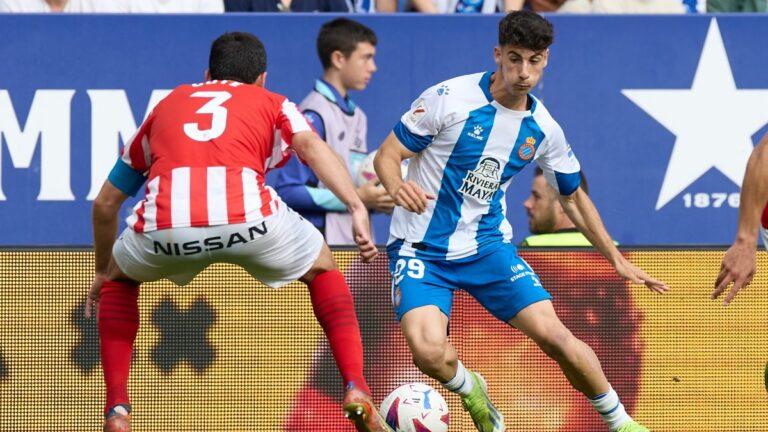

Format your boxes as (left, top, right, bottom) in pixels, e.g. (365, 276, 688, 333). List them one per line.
(0, 14, 766, 245)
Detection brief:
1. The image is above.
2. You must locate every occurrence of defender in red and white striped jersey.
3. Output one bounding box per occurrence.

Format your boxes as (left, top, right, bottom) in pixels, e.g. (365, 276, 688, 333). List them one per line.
(122, 79, 309, 233)
(86, 32, 392, 432)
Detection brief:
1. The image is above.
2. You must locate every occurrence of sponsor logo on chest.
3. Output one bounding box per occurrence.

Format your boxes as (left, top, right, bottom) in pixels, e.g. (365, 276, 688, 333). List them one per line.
(459, 156, 502, 202)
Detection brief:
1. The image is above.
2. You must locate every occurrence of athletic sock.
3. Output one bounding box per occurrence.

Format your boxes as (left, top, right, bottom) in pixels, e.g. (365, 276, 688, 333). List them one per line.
(308, 270, 370, 395)
(98, 280, 140, 415)
(588, 387, 632, 431)
(441, 360, 474, 396)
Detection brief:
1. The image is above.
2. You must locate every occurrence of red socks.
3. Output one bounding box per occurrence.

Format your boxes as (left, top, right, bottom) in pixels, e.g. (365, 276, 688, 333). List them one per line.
(309, 270, 370, 395)
(98, 280, 140, 415)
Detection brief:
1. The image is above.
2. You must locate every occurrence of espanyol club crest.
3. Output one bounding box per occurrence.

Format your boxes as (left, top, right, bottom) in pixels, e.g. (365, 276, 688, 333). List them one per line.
(518, 136, 536, 161)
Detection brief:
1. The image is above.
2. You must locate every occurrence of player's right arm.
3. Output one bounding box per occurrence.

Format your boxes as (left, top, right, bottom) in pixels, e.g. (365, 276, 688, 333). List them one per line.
(713, 133, 768, 305)
(87, 114, 152, 317)
(292, 131, 377, 262)
(375, 86, 443, 214)
(375, 133, 433, 214)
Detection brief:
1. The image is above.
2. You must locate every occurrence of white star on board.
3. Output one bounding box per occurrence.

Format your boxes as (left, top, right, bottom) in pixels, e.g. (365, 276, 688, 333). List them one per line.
(622, 18, 768, 210)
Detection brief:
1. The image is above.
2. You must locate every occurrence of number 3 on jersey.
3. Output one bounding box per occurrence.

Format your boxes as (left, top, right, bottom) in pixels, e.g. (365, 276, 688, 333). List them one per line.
(183, 91, 232, 141)
(393, 258, 425, 285)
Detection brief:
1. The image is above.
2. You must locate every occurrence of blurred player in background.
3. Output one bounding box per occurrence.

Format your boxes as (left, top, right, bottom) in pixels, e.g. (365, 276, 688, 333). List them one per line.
(521, 167, 590, 246)
(713, 132, 768, 305)
(273, 18, 393, 246)
(87, 32, 391, 432)
(277, 18, 397, 432)
(375, 11, 667, 432)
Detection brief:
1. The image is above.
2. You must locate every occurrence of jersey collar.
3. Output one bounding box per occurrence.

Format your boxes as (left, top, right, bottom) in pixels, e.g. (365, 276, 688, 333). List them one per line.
(315, 79, 357, 115)
(480, 71, 538, 114)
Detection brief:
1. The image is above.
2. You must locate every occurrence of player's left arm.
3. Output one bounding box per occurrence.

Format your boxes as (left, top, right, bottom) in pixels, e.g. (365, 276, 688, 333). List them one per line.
(558, 188, 668, 294)
(537, 123, 667, 293)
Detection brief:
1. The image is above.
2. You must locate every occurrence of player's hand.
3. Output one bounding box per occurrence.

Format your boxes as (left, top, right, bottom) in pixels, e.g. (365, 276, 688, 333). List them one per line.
(350, 205, 378, 263)
(85, 273, 107, 319)
(394, 181, 435, 215)
(357, 179, 395, 214)
(613, 256, 669, 294)
(712, 241, 756, 306)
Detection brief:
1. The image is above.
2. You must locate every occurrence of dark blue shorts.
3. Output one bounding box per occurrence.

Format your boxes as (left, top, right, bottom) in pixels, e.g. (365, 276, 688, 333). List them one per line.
(388, 242, 552, 322)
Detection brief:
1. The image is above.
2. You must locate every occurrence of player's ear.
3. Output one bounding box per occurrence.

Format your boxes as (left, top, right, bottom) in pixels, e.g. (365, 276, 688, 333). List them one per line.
(331, 50, 346, 70)
(542, 49, 550, 67)
(493, 46, 502, 66)
(255, 72, 267, 87)
(204, 69, 211, 81)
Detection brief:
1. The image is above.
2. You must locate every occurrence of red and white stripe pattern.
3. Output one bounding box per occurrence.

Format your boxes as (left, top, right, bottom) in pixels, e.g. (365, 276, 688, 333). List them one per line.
(126, 166, 279, 233)
(121, 121, 152, 173)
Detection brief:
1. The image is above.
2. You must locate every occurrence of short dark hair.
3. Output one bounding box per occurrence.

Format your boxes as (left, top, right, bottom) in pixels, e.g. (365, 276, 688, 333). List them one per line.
(498, 11, 554, 51)
(317, 18, 377, 70)
(535, 166, 589, 195)
(209, 32, 267, 83)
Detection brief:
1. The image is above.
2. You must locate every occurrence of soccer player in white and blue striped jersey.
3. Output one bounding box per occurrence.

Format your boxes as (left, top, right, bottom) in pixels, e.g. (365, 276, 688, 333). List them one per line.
(374, 11, 669, 432)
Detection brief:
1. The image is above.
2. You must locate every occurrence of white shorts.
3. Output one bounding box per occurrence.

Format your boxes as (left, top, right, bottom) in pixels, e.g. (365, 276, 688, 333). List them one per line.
(112, 204, 325, 288)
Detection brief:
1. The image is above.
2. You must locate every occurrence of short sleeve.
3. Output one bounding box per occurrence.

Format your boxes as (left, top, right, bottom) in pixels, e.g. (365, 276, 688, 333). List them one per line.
(276, 98, 312, 146)
(302, 110, 326, 141)
(393, 85, 446, 153)
(120, 111, 154, 173)
(535, 123, 582, 196)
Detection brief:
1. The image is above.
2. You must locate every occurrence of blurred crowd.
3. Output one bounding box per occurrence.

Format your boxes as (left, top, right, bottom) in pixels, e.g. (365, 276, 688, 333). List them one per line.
(0, 0, 765, 14)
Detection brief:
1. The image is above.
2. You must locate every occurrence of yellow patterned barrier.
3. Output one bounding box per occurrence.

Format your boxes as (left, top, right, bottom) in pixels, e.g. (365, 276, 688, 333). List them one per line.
(0, 250, 765, 431)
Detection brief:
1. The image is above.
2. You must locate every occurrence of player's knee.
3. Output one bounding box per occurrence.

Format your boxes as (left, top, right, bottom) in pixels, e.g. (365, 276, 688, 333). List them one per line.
(535, 327, 576, 361)
(411, 340, 449, 376)
(300, 244, 338, 284)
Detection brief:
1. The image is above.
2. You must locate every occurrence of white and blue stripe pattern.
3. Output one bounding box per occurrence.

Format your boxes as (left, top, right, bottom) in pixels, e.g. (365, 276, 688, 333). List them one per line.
(390, 71, 581, 260)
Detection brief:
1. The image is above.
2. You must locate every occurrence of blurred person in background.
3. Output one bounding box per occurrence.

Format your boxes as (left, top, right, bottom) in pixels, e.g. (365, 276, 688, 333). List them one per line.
(225, 0, 289, 11)
(227, 0, 396, 13)
(407, 0, 520, 13)
(119, 0, 224, 12)
(707, 0, 767, 11)
(0, 0, 224, 12)
(557, 0, 688, 13)
(713, 133, 768, 306)
(273, 18, 393, 246)
(0, 0, 115, 12)
(521, 167, 591, 246)
(506, 0, 568, 11)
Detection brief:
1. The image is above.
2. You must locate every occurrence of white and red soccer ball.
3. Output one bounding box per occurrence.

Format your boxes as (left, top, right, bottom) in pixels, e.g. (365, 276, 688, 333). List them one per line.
(379, 383, 450, 432)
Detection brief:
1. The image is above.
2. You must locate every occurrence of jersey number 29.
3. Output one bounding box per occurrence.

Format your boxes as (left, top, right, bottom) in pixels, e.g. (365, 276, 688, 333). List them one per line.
(183, 91, 232, 141)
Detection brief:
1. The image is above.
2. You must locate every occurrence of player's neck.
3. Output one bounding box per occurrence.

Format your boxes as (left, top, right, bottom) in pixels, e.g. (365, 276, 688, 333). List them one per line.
(322, 71, 349, 99)
(489, 72, 528, 111)
(553, 219, 577, 232)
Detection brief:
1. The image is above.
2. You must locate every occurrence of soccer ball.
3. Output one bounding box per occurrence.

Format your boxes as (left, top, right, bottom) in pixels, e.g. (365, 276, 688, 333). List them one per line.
(379, 383, 450, 432)
(355, 150, 409, 187)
